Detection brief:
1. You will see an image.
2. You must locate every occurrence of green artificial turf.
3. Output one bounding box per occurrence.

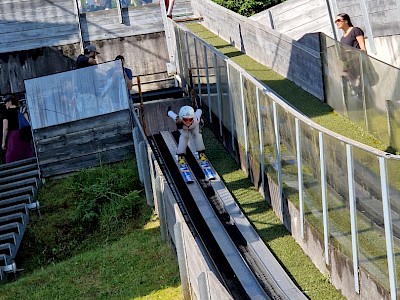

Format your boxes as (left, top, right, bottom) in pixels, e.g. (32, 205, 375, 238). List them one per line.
(203, 128, 345, 299)
(185, 22, 388, 152)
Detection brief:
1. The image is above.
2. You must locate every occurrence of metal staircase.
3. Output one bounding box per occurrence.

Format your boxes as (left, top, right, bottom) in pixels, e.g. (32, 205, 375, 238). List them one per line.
(0, 157, 40, 282)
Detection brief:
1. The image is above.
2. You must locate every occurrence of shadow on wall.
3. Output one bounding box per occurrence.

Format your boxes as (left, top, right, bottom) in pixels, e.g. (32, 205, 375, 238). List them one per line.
(0, 45, 79, 95)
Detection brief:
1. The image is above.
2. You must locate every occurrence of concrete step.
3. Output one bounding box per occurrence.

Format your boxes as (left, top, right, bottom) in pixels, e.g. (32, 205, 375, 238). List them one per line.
(0, 233, 17, 246)
(0, 195, 36, 210)
(0, 243, 16, 259)
(0, 178, 40, 193)
(0, 186, 37, 201)
(0, 170, 39, 186)
(0, 158, 37, 173)
(0, 204, 29, 219)
(0, 163, 38, 179)
(0, 222, 25, 237)
(0, 254, 12, 267)
(0, 213, 28, 227)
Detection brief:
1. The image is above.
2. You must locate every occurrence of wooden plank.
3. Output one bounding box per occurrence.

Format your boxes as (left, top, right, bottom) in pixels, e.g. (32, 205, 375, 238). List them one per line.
(0, 2, 76, 19)
(0, 24, 78, 44)
(0, 16, 76, 34)
(40, 144, 134, 178)
(36, 122, 131, 150)
(37, 134, 133, 164)
(34, 110, 131, 140)
(0, 35, 81, 53)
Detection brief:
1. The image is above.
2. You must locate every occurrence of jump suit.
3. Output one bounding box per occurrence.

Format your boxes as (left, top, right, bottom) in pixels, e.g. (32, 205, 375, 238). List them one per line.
(168, 109, 205, 155)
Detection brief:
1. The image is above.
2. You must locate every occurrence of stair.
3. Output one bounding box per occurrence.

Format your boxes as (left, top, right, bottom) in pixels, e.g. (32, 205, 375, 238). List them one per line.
(0, 157, 40, 281)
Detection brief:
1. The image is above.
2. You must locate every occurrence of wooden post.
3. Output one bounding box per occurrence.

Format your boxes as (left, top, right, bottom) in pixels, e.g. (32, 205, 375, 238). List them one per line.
(137, 75, 147, 136)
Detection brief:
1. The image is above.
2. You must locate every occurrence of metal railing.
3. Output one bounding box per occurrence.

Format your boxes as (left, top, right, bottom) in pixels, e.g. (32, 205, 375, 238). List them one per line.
(172, 22, 400, 299)
(320, 34, 400, 151)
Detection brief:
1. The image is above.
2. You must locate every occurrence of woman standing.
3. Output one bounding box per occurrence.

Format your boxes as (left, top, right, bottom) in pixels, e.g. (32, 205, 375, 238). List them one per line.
(335, 13, 366, 51)
(335, 13, 367, 95)
(1, 95, 33, 163)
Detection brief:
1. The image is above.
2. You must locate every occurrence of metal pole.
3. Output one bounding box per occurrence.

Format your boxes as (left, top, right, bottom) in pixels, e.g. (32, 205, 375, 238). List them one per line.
(319, 132, 329, 265)
(137, 75, 147, 136)
(346, 144, 360, 293)
(273, 102, 282, 210)
(379, 157, 397, 300)
(295, 118, 304, 239)
(256, 88, 265, 198)
(213, 53, 223, 137)
(204, 45, 212, 124)
(227, 63, 235, 152)
(240, 73, 249, 169)
(194, 39, 202, 102)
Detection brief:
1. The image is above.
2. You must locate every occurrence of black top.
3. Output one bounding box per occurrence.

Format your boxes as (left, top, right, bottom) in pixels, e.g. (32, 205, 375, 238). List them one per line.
(76, 55, 91, 69)
(3, 108, 19, 130)
(340, 27, 364, 49)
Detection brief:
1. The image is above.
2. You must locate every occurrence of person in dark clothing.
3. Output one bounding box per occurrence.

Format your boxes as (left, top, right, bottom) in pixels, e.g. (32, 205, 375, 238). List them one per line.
(1, 95, 33, 163)
(336, 13, 366, 96)
(76, 44, 99, 69)
(115, 55, 133, 91)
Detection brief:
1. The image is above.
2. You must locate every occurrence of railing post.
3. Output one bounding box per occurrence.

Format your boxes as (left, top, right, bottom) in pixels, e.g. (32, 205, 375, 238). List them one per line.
(295, 118, 304, 239)
(240, 73, 249, 170)
(256, 88, 265, 198)
(213, 53, 223, 136)
(346, 144, 360, 293)
(273, 102, 282, 210)
(379, 157, 397, 300)
(226, 63, 235, 152)
(204, 45, 212, 124)
(319, 132, 329, 265)
(194, 39, 202, 102)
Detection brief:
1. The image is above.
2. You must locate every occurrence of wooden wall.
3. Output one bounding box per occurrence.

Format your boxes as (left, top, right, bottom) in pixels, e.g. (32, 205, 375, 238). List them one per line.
(0, 0, 81, 53)
(0, 0, 193, 95)
(250, 0, 333, 43)
(34, 110, 134, 178)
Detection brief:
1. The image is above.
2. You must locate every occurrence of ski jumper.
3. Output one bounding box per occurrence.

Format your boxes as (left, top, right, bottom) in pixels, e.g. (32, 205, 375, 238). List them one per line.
(168, 108, 205, 155)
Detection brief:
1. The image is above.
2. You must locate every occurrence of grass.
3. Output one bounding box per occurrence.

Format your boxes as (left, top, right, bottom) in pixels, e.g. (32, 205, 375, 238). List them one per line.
(0, 160, 181, 300)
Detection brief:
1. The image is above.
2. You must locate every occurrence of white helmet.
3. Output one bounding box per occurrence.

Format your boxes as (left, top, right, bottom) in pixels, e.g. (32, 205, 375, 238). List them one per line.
(179, 106, 194, 119)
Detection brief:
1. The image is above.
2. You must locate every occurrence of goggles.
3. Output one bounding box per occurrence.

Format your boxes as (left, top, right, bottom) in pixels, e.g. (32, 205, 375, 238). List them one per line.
(182, 117, 193, 122)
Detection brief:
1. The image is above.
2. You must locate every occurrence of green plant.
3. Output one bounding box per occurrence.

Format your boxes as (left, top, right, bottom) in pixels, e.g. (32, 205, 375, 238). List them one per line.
(212, 0, 285, 17)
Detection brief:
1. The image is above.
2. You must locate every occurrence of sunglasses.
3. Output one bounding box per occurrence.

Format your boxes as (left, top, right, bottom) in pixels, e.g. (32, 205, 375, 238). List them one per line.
(335, 19, 344, 23)
(182, 117, 193, 122)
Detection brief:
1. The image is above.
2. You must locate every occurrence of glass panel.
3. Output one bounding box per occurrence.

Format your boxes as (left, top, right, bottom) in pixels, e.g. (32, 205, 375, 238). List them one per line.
(323, 134, 352, 258)
(321, 34, 400, 148)
(216, 56, 230, 134)
(193, 39, 205, 100)
(352, 147, 388, 290)
(259, 93, 277, 178)
(177, 28, 189, 86)
(385, 158, 400, 294)
(25, 60, 129, 129)
(277, 105, 299, 204)
(228, 65, 244, 148)
(300, 122, 323, 233)
(243, 77, 260, 164)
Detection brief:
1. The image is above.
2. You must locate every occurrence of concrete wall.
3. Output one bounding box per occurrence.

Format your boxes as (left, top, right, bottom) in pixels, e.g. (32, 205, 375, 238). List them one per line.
(249, 0, 400, 68)
(0, 1, 193, 95)
(190, 0, 324, 101)
(250, 0, 334, 42)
